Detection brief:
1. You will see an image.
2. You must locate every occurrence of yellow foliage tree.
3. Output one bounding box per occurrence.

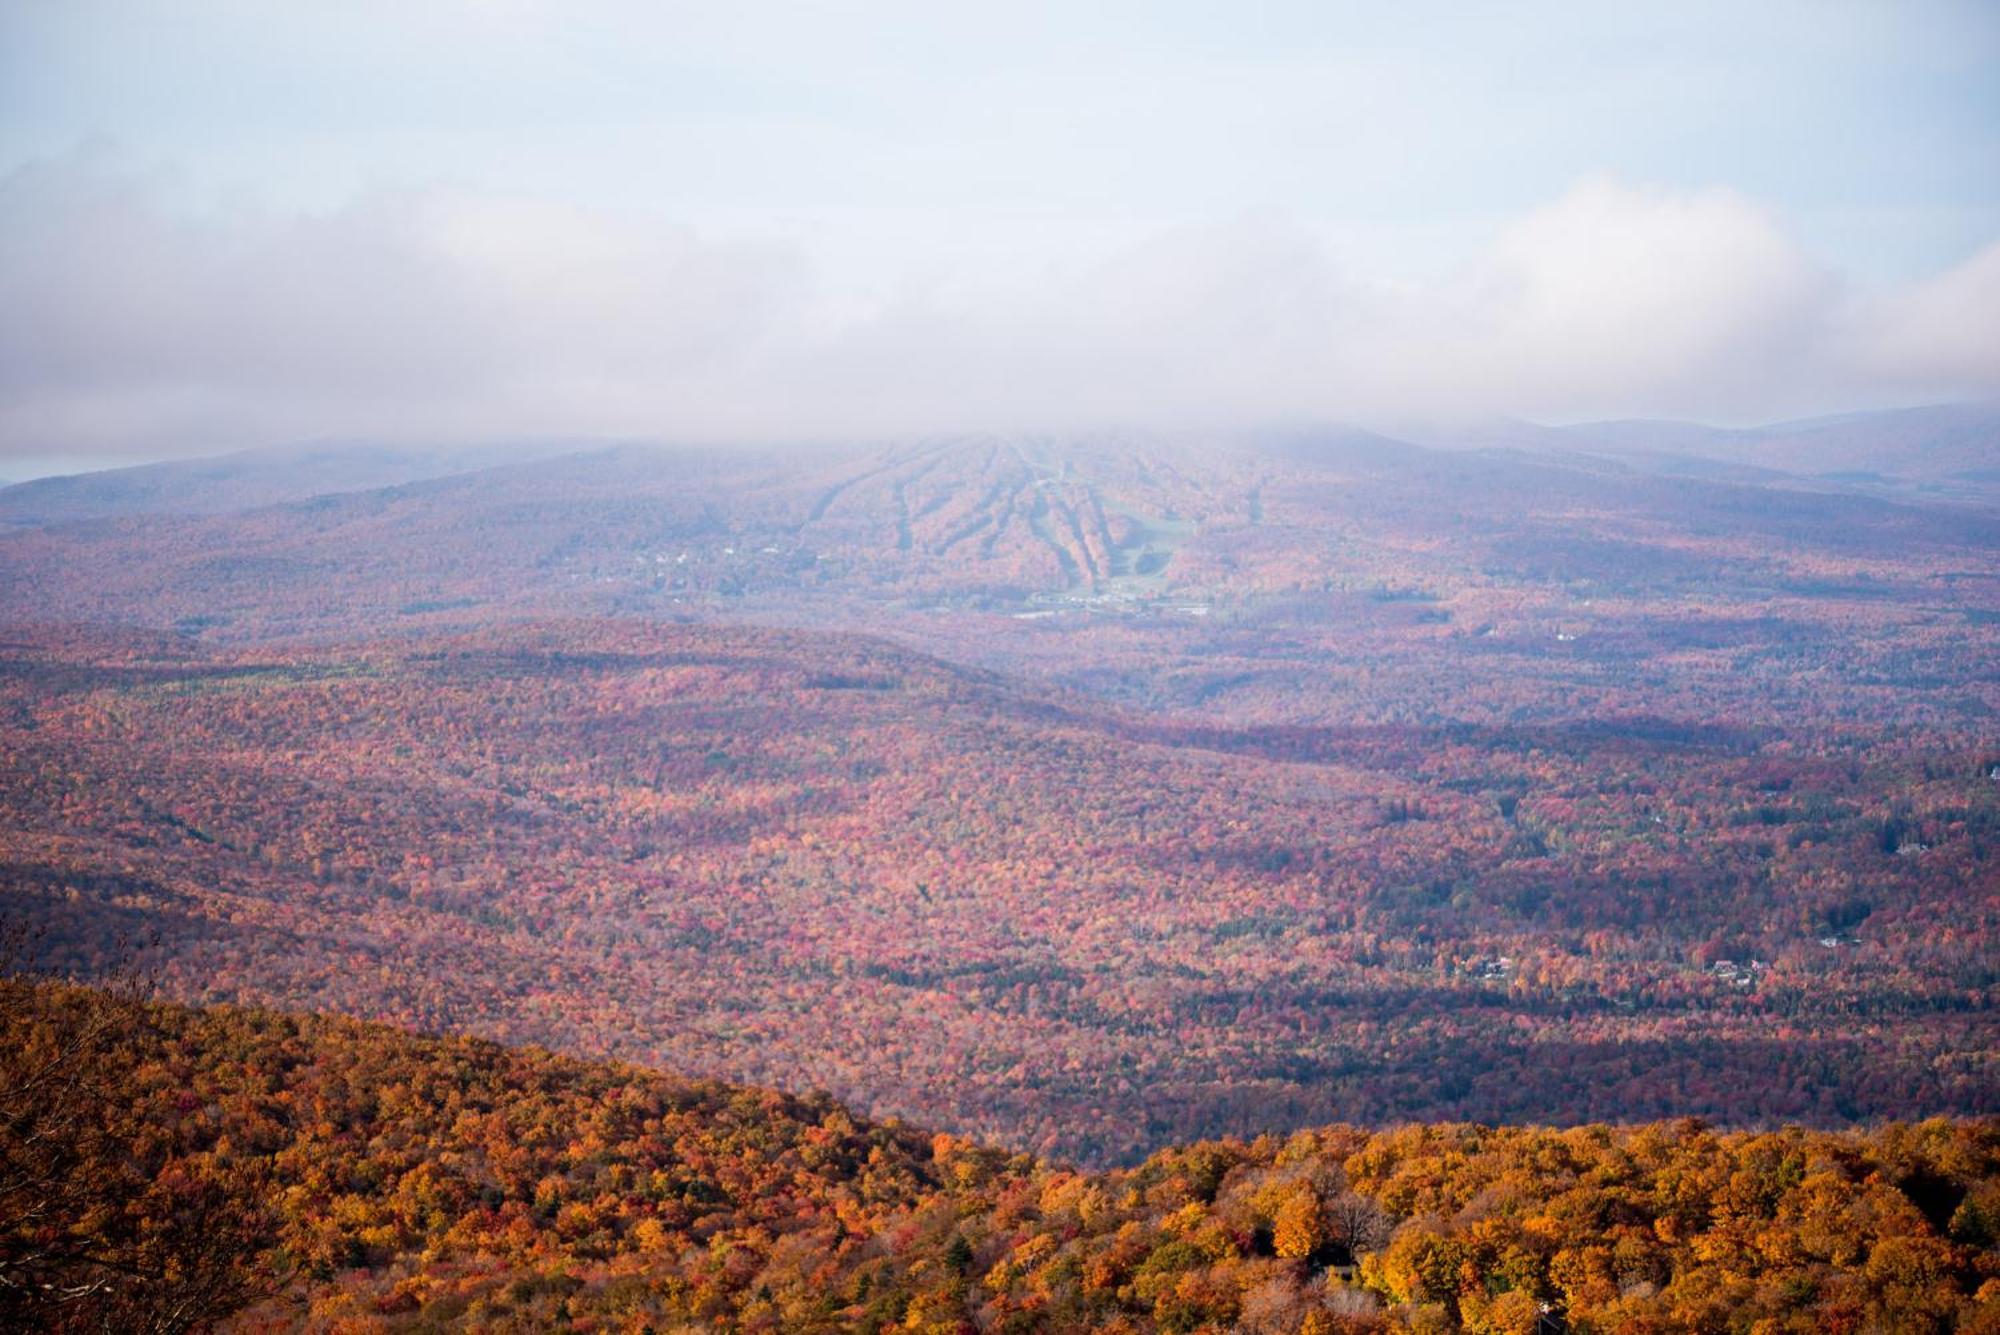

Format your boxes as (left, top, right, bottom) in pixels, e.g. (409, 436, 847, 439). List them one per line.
(1274, 1187, 1327, 1261)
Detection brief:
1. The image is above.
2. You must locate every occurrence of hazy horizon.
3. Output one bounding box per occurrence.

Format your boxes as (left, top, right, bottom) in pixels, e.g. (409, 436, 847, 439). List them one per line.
(6, 394, 2000, 490)
(4, 1, 1997, 468)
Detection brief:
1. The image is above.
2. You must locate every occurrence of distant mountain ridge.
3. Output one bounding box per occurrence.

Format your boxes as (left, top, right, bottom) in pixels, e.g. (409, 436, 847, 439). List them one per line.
(2, 400, 1992, 537)
(2, 425, 1994, 654)
(0, 438, 591, 528)
(1411, 399, 1999, 498)
(1569, 401, 1999, 476)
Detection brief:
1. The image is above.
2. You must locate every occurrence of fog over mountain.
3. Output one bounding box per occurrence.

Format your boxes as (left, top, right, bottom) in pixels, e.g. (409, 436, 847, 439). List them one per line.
(5, 399, 1998, 524)
(3, 158, 1996, 469)
(3, 2, 1997, 469)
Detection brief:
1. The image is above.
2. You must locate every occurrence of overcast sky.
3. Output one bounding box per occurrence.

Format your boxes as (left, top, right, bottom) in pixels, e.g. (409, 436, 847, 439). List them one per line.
(2, 1, 1997, 472)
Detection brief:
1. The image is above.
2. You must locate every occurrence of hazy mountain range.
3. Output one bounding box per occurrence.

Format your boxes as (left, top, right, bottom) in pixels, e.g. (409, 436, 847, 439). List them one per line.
(4, 400, 1995, 534)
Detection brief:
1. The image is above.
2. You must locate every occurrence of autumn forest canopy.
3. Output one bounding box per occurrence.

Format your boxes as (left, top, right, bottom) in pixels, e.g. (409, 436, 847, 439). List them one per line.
(5, 0, 1999, 1325)
(2, 419, 1998, 1330)
(4, 975, 1999, 1332)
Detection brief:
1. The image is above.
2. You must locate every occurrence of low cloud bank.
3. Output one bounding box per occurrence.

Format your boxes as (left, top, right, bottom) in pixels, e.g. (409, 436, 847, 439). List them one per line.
(4, 152, 1996, 462)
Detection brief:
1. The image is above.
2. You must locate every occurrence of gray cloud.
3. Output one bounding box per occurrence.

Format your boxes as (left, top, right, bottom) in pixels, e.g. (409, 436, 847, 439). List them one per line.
(3, 151, 1997, 464)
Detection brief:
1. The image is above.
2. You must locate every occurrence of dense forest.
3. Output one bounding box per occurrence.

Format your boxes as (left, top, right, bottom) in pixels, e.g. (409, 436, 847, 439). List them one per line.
(3, 620, 1994, 1164)
(2, 433, 1996, 1330)
(3, 437, 1995, 745)
(5, 974, 1997, 1333)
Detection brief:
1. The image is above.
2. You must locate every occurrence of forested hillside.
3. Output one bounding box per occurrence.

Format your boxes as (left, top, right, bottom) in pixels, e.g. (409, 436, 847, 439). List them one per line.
(3, 620, 1994, 1164)
(5, 976, 1997, 1333)
(2, 431, 1996, 1328)
(3, 436, 1994, 742)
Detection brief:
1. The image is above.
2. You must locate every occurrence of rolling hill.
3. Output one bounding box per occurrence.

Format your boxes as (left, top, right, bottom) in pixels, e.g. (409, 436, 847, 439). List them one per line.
(1420, 401, 2000, 505)
(1, 418, 1996, 1327)
(0, 440, 583, 529)
(6, 975, 1996, 1332)
(0, 429, 1993, 733)
(4, 618, 1994, 1167)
